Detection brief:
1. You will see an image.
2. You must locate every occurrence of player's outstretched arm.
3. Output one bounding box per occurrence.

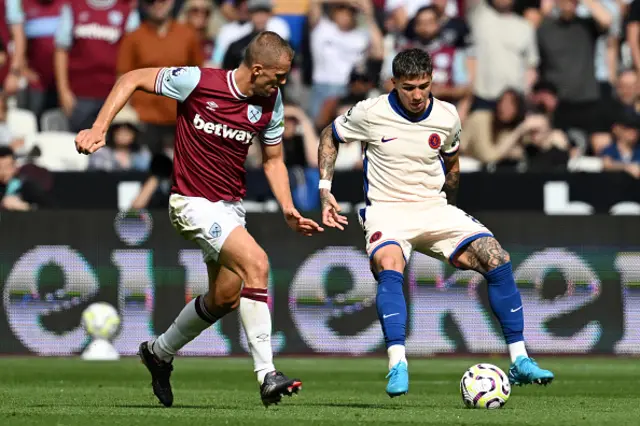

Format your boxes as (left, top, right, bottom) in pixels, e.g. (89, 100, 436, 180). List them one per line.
(75, 68, 162, 155)
(318, 124, 349, 230)
(261, 143, 324, 236)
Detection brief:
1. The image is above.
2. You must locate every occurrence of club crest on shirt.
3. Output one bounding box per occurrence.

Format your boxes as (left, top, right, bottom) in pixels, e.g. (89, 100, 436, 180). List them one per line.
(171, 67, 187, 77)
(247, 105, 262, 124)
(428, 133, 441, 149)
(370, 231, 382, 243)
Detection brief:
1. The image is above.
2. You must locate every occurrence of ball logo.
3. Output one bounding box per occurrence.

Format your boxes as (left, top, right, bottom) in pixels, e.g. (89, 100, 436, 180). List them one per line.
(370, 231, 382, 243)
(429, 133, 441, 149)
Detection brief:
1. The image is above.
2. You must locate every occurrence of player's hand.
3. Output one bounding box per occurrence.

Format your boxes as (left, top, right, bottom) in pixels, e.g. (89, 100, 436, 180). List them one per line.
(75, 126, 107, 155)
(284, 207, 324, 236)
(320, 189, 349, 230)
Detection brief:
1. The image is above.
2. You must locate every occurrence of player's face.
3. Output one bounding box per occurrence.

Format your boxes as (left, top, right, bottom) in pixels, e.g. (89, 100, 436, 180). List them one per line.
(253, 54, 292, 97)
(393, 75, 432, 115)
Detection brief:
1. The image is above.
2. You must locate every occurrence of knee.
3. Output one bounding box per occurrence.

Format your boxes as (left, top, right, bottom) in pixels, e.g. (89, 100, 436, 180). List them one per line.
(377, 255, 404, 273)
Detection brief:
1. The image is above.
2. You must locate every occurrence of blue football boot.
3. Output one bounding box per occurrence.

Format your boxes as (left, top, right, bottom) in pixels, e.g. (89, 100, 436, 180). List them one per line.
(508, 356, 554, 386)
(386, 361, 409, 397)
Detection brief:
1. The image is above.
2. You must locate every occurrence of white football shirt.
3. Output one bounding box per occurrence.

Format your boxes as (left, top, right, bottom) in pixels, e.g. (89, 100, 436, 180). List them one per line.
(332, 91, 461, 203)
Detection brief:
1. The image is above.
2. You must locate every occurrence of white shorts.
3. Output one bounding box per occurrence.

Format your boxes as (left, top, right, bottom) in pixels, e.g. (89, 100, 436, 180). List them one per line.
(358, 199, 493, 263)
(168, 194, 246, 263)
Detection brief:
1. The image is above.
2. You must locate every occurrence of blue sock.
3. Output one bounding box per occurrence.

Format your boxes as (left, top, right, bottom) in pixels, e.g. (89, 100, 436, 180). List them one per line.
(484, 262, 524, 344)
(376, 270, 407, 348)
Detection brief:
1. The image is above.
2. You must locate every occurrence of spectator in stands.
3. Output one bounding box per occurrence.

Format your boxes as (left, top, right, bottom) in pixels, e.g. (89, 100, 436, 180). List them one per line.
(222, 0, 283, 69)
(461, 88, 526, 168)
(529, 80, 559, 120)
(0, 94, 22, 151)
(131, 152, 173, 209)
(209, 0, 290, 68)
(283, 103, 318, 169)
(54, 0, 140, 133)
(466, 0, 538, 111)
(19, 0, 65, 125)
(0, 0, 27, 96)
(384, 6, 470, 105)
(117, 0, 203, 155)
(537, 0, 611, 138)
(520, 113, 571, 172)
(314, 63, 378, 130)
(385, 0, 460, 33)
(576, 0, 621, 100)
(179, 0, 215, 60)
(592, 70, 640, 155)
(307, 0, 384, 119)
(88, 107, 151, 172)
(601, 111, 640, 178)
(626, 0, 640, 81)
(0, 146, 51, 210)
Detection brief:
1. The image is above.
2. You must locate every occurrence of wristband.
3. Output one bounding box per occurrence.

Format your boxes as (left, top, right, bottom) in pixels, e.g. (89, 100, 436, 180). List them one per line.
(319, 179, 332, 190)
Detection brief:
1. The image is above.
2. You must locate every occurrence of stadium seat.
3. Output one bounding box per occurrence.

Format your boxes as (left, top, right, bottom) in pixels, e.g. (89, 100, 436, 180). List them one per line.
(33, 131, 88, 171)
(567, 156, 604, 173)
(458, 156, 483, 173)
(7, 108, 38, 155)
(40, 108, 70, 132)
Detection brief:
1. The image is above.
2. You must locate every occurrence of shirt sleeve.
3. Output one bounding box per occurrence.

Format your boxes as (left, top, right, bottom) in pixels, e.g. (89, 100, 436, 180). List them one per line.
(332, 100, 370, 144)
(155, 67, 201, 102)
(6, 0, 24, 25)
(260, 90, 284, 145)
(125, 10, 140, 33)
(441, 113, 461, 156)
(54, 4, 73, 49)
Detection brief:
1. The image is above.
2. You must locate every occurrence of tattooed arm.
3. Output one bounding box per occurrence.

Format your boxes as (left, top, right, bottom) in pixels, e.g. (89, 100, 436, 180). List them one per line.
(318, 124, 348, 229)
(442, 150, 460, 206)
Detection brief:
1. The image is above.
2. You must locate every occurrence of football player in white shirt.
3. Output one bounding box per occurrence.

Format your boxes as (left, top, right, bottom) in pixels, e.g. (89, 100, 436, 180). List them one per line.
(317, 49, 554, 397)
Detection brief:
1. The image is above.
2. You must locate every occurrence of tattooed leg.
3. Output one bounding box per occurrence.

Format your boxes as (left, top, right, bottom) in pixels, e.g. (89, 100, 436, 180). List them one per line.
(453, 237, 510, 275)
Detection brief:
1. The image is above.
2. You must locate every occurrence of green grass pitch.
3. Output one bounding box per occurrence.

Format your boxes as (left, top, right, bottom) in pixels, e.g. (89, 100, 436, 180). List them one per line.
(1, 357, 639, 425)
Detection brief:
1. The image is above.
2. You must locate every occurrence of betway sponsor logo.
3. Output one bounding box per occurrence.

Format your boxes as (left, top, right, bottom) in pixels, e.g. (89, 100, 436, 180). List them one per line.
(193, 114, 255, 144)
(74, 24, 122, 44)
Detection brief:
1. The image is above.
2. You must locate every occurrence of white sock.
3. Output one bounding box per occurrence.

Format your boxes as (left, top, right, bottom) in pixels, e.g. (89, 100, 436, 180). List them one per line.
(150, 295, 217, 363)
(508, 341, 528, 363)
(239, 288, 275, 383)
(387, 344, 407, 370)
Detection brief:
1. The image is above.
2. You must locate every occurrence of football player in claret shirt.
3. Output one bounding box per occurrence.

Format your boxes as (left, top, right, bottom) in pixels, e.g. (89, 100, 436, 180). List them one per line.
(75, 31, 324, 407)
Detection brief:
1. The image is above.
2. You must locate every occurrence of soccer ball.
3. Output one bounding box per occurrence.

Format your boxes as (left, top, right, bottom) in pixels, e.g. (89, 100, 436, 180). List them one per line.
(460, 363, 511, 409)
(81, 302, 121, 341)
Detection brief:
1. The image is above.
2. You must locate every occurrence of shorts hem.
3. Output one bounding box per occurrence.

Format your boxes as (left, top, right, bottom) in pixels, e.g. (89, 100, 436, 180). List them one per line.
(447, 232, 494, 266)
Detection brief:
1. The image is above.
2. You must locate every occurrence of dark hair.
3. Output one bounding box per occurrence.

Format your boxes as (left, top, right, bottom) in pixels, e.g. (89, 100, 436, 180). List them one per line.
(492, 88, 526, 138)
(243, 31, 294, 67)
(0, 146, 15, 159)
(106, 123, 142, 152)
(404, 6, 438, 40)
(392, 48, 433, 80)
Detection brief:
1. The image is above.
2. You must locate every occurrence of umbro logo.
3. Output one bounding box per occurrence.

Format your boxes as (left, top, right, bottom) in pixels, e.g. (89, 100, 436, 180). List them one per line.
(206, 101, 218, 111)
(381, 136, 397, 143)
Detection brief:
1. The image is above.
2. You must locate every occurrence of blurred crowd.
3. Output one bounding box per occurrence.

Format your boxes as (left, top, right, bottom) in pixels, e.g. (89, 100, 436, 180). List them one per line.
(2, 0, 640, 211)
